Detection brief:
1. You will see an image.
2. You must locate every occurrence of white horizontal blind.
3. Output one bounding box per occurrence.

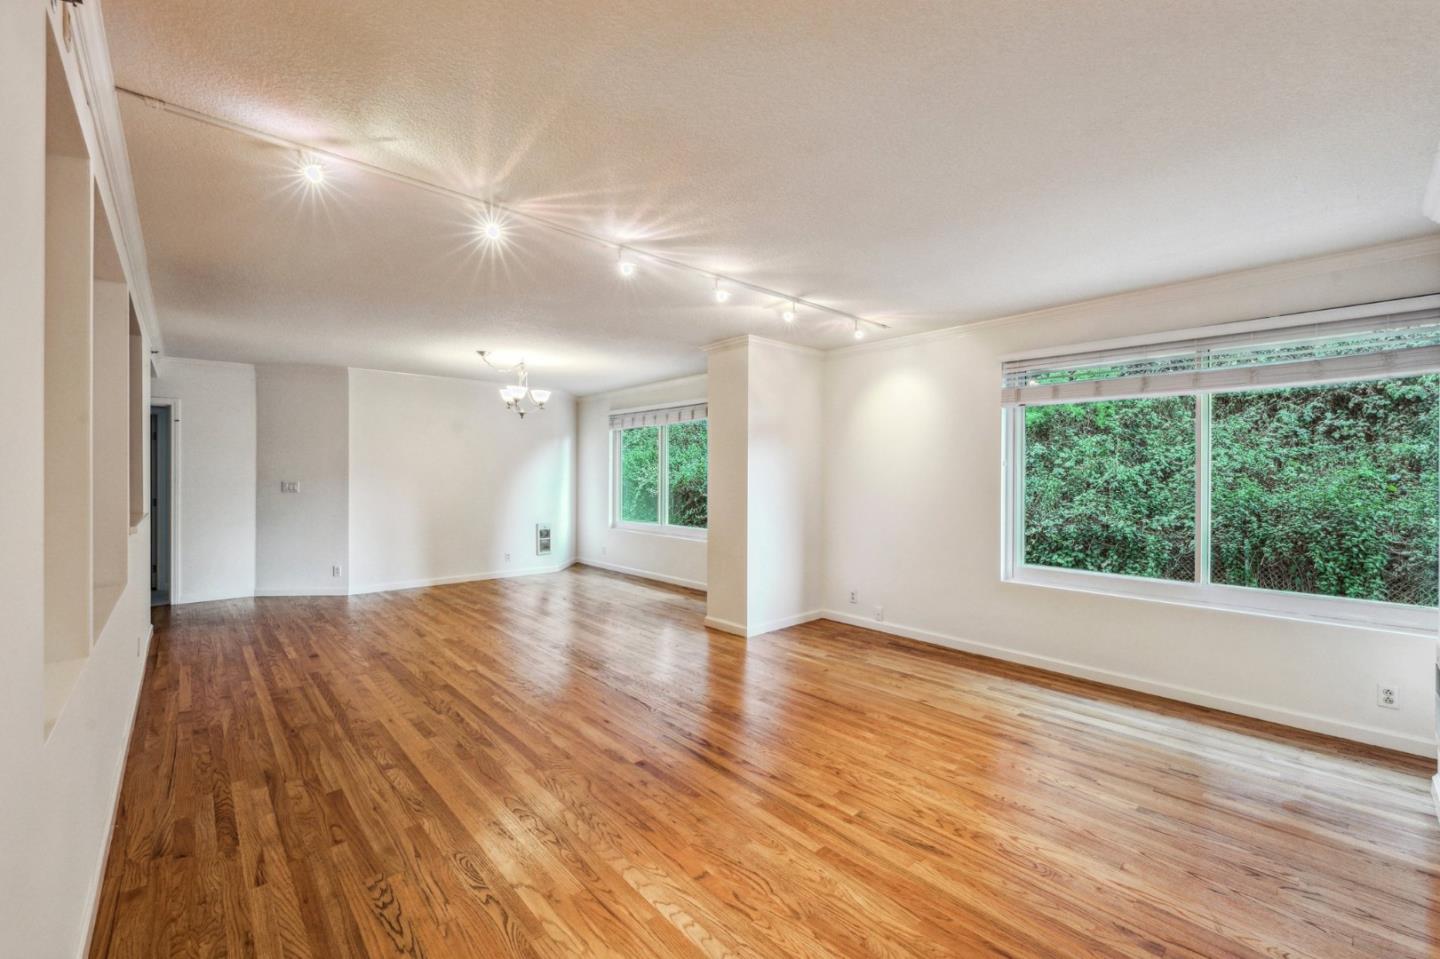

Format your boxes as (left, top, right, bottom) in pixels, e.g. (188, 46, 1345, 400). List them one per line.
(1002, 302, 1440, 406)
(609, 402, 707, 431)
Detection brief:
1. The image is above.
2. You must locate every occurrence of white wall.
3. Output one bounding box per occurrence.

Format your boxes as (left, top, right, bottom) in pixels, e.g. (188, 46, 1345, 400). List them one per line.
(348, 368, 576, 592)
(576, 373, 708, 589)
(747, 341, 824, 630)
(152, 357, 257, 603)
(1, 7, 155, 955)
(822, 238, 1440, 756)
(256, 364, 348, 595)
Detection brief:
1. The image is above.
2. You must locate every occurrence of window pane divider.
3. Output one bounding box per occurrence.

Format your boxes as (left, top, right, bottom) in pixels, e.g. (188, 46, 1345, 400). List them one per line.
(1195, 391, 1211, 586)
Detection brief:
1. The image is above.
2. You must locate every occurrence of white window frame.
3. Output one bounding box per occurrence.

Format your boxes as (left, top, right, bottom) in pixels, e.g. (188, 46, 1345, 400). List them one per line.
(1001, 326, 1440, 638)
(612, 420, 708, 540)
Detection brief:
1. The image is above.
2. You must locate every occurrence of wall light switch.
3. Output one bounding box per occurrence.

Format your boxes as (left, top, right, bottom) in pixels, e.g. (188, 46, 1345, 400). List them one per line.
(280, 480, 299, 493)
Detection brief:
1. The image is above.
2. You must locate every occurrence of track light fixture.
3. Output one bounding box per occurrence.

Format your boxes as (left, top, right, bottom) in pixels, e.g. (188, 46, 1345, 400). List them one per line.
(617, 248, 636, 278)
(118, 87, 890, 343)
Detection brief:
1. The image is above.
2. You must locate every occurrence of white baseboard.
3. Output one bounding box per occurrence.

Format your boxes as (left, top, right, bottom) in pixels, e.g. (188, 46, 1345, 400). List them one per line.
(1432, 774, 1439, 826)
(704, 615, 748, 636)
(577, 558, 706, 591)
(349, 559, 576, 596)
(254, 586, 350, 597)
(170, 588, 254, 606)
(704, 610, 822, 638)
(820, 609, 1435, 758)
(79, 622, 154, 959)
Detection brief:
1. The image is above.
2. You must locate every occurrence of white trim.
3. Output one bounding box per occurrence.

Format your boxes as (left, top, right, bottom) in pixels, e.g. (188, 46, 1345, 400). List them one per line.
(703, 610, 823, 638)
(819, 610, 1434, 757)
(347, 560, 576, 596)
(607, 396, 706, 417)
(828, 236, 1440, 359)
(77, 622, 153, 959)
(253, 587, 350, 597)
(576, 559, 706, 591)
(59, 0, 163, 352)
(170, 589, 253, 606)
(614, 521, 707, 541)
(704, 615, 749, 636)
(1007, 564, 1436, 637)
(1431, 773, 1439, 826)
(997, 294, 1440, 366)
(702, 333, 824, 357)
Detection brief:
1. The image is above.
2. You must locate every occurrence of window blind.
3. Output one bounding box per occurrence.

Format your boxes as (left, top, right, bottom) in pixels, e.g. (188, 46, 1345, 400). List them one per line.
(1001, 300, 1440, 407)
(608, 402, 707, 431)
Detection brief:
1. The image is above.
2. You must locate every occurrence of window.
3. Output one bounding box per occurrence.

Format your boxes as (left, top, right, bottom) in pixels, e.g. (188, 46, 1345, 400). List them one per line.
(612, 404, 708, 535)
(1002, 297, 1440, 633)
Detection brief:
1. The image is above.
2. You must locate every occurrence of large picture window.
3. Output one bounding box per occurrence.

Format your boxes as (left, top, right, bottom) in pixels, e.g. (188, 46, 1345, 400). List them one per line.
(1002, 297, 1440, 632)
(612, 405, 708, 535)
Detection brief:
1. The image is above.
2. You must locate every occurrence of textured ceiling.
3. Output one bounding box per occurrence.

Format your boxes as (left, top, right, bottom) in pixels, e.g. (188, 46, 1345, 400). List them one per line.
(106, 0, 1440, 394)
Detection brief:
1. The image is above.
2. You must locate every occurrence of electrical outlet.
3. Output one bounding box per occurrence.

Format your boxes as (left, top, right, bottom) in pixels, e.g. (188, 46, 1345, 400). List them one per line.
(874, 605, 884, 622)
(849, 590, 857, 604)
(331, 564, 342, 578)
(1377, 684, 1399, 709)
(504, 552, 511, 562)
(601, 545, 607, 556)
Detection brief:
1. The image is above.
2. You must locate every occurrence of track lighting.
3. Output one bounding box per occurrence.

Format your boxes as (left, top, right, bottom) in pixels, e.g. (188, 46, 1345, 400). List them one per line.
(713, 278, 730, 304)
(481, 219, 505, 242)
(853, 320, 865, 340)
(782, 302, 797, 323)
(617, 248, 636, 278)
(300, 161, 325, 185)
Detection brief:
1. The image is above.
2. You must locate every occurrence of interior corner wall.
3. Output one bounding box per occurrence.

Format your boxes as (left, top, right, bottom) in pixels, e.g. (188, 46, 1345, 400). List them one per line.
(2, 6, 154, 954)
(746, 342, 823, 631)
(705, 344, 750, 630)
(152, 357, 257, 604)
(346, 367, 576, 593)
(820, 240, 1440, 756)
(576, 373, 709, 589)
(255, 364, 349, 595)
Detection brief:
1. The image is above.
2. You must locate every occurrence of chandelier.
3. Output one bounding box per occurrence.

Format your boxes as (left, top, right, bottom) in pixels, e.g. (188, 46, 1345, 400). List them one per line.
(478, 350, 551, 418)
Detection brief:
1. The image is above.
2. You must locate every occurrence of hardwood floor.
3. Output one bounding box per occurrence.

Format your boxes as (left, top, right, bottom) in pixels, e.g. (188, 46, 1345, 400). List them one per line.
(88, 566, 1439, 958)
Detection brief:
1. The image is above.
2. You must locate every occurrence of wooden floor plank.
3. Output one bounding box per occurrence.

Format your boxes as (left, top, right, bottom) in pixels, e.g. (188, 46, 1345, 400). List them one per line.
(89, 567, 1440, 958)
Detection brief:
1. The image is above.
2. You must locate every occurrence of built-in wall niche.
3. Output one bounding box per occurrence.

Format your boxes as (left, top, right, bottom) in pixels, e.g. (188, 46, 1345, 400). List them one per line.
(44, 21, 94, 732)
(92, 185, 130, 640)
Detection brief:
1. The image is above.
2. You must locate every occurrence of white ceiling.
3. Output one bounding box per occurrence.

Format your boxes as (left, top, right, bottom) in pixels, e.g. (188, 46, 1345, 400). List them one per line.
(106, 0, 1440, 394)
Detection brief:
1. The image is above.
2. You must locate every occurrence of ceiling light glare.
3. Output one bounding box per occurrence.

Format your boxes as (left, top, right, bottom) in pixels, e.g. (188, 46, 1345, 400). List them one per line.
(853, 321, 866, 340)
(300, 161, 325, 185)
(782, 303, 797, 323)
(713, 279, 731, 304)
(617, 249, 637, 278)
(481, 219, 505, 242)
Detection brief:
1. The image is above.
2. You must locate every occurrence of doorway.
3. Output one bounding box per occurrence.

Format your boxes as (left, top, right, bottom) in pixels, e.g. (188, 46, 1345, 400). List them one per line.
(150, 404, 172, 605)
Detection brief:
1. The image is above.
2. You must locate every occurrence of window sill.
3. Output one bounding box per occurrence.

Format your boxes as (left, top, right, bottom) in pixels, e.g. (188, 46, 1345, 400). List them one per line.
(1006, 564, 1437, 637)
(612, 522, 708, 542)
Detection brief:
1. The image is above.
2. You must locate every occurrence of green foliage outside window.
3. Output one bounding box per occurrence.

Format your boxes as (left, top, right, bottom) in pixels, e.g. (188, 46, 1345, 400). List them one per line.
(1022, 376, 1439, 606)
(1024, 396, 1196, 580)
(1210, 377, 1438, 605)
(666, 420, 708, 528)
(619, 426, 659, 523)
(619, 421, 708, 528)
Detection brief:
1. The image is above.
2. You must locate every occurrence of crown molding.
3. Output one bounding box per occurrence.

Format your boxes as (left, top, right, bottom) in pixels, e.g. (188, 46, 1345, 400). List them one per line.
(51, 0, 163, 353)
(701, 334, 822, 356)
(828, 235, 1440, 359)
